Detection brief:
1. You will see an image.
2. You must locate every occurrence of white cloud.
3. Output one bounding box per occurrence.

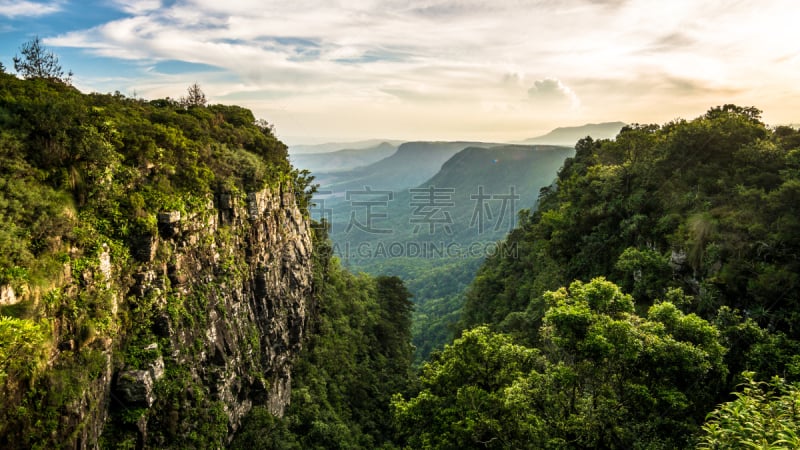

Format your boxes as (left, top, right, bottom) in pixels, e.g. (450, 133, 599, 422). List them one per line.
(43, 0, 800, 141)
(0, 0, 61, 17)
(528, 78, 580, 109)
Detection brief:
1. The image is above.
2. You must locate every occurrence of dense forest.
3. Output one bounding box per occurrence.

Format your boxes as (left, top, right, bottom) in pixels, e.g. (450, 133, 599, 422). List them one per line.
(236, 108, 800, 447)
(2, 40, 800, 448)
(426, 105, 800, 448)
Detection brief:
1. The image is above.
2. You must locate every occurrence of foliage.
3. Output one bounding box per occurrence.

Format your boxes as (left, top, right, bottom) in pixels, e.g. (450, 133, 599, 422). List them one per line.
(0, 64, 296, 447)
(395, 278, 728, 448)
(446, 106, 800, 447)
(12, 36, 72, 84)
(358, 256, 484, 366)
(180, 82, 207, 108)
(0, 316, 48, 386)
(392, 326, 545, 449)
(698, 372, 800, 449)
(461, 107, 800, 382)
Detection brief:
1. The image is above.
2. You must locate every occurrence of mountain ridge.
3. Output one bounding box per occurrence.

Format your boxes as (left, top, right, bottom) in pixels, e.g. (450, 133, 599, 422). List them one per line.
(520, 121, 626, 145)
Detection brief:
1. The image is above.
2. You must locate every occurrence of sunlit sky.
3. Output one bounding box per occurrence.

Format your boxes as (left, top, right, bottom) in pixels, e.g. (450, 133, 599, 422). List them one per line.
(1, 0, 798, 145)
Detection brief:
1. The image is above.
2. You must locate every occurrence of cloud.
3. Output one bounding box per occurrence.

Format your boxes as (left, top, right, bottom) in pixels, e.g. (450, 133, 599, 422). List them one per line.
(0, 0, 61, 17)
(112, 0, 161, 15)
(38, 0, 800, 141)
(528, 78, 580, 109)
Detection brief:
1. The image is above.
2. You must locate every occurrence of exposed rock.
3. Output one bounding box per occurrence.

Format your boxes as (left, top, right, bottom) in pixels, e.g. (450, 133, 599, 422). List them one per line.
(132, 234, 159, 262)
(157, 211, 181, 238)
(115, 185, 313, 444)
(116, 370, 155, 407)
(98, 243, 112, 281)
(0, 284, 17, 306)
(11, 184, 314, 448)
(670, 249, 688, 271)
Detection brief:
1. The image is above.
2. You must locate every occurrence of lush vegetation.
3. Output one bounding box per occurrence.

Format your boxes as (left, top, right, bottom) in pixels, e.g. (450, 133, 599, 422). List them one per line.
(395, 278, 727, 448)
(401, 105, 800, 448)
(699, 372, 800, 448)
(0, 47, 296, 447)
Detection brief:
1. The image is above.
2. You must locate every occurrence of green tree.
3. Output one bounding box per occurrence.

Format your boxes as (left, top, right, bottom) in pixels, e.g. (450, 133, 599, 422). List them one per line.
(398, 279, 728, 448)
(392, 326, 545, 449)
(698, 372, 800, 449)
(533, 278, 727, 447)
(0, 317, 48, 385)
(13, 36, 72, 83)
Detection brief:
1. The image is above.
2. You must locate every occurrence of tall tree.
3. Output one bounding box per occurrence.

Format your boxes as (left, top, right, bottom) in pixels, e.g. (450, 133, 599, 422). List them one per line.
(12, 36, 72, 84)
(181, 82, 207, 107)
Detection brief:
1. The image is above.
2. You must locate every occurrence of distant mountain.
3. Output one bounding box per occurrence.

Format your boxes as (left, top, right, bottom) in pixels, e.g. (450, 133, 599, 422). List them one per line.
(319, 141, 504, 193)
(521, 121, 625, 146)
(289, 139, 403, 154)
(323, 144, 575, 362)
(405, 144, 575, 243)
(290, 142, 397, 174)
(326, 144, 575, 249)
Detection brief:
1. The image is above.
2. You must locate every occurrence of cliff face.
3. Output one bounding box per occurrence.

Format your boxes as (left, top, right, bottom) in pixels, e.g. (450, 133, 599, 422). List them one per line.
(0, 75, 313, 449)
(1, 185, 313, 448)
(115, 185, 313, 446)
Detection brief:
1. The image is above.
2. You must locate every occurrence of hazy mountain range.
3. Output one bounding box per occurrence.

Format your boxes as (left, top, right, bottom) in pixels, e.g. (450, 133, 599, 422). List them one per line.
(324, 144, 575, 250)
(288, 139, 404, 154)
(289, 142, 398, 174)
(289, 122, 624, 177)
(317, 141, 505, 193)
(519, 121, 626, 146)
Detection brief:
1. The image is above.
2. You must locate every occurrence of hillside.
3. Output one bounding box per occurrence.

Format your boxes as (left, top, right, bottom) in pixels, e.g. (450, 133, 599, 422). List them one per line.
(319, 141, 504, 193)
(392, 106, 800, 448)
(522, 121, 625, 145)
(289, 141, 397, 174)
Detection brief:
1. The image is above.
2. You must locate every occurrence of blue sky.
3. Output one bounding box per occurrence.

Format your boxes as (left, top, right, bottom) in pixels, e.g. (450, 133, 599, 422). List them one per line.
(1, 0, 799, 145)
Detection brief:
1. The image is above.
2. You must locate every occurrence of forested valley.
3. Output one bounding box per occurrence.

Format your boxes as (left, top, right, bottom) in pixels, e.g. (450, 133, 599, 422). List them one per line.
(2, 42, 800, 448)
(240, 104, 800, 448)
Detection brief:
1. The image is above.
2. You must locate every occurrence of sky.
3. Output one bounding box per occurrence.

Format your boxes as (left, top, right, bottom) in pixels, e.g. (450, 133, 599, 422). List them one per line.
(0, 0, 798, 145)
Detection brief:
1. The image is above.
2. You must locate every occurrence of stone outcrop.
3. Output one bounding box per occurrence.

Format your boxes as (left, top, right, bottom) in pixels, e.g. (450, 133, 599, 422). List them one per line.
(0, 284, 17, 306)
(114, 185, 314, 444)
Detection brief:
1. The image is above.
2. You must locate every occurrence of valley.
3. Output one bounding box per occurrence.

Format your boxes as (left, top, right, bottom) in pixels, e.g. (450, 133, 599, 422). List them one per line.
(292, 139, 579, 361)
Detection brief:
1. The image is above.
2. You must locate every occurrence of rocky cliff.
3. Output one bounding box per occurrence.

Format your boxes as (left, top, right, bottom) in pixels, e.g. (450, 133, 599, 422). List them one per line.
(1, 185, 313, 448)
(116, 186, 313, 446)
(0, 74, 317, 449)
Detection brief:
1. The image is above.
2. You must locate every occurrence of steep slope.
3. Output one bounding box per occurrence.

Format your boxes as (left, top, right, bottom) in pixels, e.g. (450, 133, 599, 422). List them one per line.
(321, 141, 504, 193)
(0, 74, 315, 448)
